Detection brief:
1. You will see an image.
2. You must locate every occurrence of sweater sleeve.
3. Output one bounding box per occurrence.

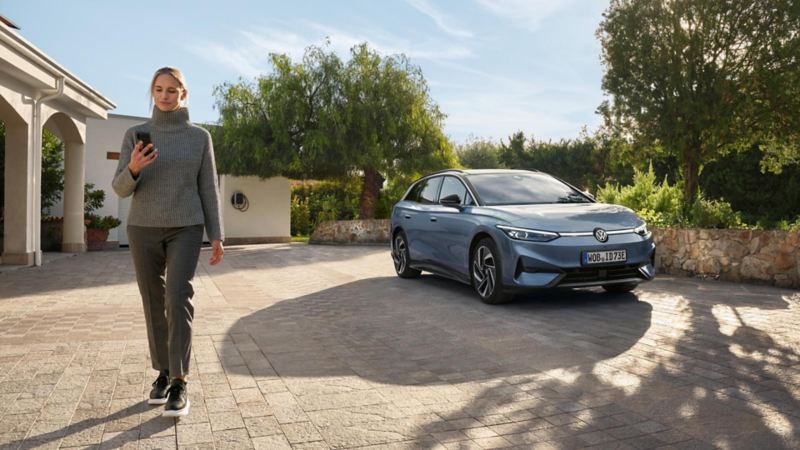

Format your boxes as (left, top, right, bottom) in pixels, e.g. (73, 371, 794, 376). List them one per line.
(112, 128, 139, 198)
(198, 131, 224, 242)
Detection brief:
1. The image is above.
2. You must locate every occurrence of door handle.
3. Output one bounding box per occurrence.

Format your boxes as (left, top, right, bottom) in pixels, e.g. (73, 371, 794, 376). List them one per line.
(430, 216, 438, 222)
(404, 214, 411, 219)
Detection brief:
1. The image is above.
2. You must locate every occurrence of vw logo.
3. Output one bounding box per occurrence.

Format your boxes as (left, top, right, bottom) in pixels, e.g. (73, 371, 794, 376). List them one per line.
(593, 228, 608, 242)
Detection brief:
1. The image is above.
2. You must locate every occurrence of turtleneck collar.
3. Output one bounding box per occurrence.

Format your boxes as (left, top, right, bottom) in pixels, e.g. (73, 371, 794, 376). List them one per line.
(150, 107, 191, 130)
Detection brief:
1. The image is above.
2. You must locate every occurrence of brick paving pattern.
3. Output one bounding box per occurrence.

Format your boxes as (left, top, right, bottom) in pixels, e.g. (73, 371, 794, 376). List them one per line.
(0, 243, 799, 449)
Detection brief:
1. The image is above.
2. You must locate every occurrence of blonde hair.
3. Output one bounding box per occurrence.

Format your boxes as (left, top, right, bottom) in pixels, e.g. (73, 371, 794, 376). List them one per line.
(149, 66, 188, 104)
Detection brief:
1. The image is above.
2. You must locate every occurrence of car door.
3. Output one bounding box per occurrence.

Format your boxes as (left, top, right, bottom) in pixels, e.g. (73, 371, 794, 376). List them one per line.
(402, 176, 442, 265)
(429, 176, 475, 278)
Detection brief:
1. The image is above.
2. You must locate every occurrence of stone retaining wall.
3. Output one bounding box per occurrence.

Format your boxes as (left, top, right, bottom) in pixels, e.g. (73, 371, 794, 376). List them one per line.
(653, 228, 799, 288)
(309, 220, 799, 288)
(309, 219, 390, 245)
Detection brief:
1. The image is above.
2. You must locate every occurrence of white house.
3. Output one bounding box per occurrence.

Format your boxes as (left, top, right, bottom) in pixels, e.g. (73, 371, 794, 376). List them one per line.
(0, 18, 114, 265)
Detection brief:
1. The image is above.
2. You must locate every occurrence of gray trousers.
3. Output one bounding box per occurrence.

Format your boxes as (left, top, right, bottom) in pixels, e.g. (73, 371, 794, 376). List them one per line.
(128, 224, 204, 377)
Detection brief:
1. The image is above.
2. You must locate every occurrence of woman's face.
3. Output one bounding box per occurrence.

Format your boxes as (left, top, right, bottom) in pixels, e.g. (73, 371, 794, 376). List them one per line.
(152, 74, 185, 112)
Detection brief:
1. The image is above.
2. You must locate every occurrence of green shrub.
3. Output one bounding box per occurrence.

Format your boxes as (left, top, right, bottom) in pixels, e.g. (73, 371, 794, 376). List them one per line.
(596, 164, 683, 227)
(85, 214, 121, 230)
(689, 196, 743, 229)
(776, 217, 800, 232)
(596, 164, 744, 228)
(291, 178, 361, 233)
(290, 197, 311, 236)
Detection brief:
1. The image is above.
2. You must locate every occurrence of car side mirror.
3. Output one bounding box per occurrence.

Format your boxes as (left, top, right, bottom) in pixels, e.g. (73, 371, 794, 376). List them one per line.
(440, 194, 462, 209)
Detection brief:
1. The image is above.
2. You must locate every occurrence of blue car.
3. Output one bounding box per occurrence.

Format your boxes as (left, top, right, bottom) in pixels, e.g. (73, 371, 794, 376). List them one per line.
(390, 169, 656, 304)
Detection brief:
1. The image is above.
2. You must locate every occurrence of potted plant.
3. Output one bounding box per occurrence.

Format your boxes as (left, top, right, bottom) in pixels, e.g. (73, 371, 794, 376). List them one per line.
(85, 213, 122, 251)
(84, 183, 121, 251)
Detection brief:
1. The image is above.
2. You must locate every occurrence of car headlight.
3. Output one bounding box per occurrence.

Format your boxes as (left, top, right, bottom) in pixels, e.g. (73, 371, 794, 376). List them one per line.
(634, 222, 650, 237)
(496, 225, 559, 242)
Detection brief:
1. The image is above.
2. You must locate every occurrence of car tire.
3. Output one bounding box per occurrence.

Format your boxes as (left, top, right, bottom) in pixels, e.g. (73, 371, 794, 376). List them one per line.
(392, 231, 421, 278)
(471, 238, 513, 304)
(602, 282, 638, 293)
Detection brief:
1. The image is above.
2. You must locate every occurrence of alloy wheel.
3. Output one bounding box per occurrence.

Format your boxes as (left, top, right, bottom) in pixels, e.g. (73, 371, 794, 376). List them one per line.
(393, 235, 407, 274)
(472, 245, 496, 298)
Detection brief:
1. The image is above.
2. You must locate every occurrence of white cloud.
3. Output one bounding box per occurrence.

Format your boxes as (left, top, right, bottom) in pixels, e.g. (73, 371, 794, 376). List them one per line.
(188, 22, 472, 78)
(306, 22, 472, 60)
(406, 0, 474, 38)
(475, 0, 576, 31)
(187, 28, 309, 79)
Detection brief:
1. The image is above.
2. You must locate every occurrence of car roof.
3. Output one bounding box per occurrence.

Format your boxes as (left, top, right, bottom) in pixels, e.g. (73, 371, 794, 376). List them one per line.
(420, 168, 541, 178)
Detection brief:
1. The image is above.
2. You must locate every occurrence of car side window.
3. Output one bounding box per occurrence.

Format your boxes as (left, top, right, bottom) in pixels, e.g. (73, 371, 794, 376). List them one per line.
(404, 181, 424, 202)
(418, 177, 442, 204)
(438, 176, 469, 204)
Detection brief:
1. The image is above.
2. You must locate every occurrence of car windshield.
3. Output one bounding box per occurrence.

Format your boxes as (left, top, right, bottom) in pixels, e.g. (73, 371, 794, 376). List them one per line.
(466, 173, 590, 205)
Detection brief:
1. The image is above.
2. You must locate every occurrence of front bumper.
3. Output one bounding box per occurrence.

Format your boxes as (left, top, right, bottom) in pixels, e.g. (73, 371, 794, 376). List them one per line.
(496, 232, 656, 290)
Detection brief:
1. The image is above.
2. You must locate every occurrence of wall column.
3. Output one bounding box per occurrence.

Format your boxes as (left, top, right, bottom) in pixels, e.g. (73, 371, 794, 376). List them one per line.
(62, 140, 85, 252)
(2, 122, 35, 265)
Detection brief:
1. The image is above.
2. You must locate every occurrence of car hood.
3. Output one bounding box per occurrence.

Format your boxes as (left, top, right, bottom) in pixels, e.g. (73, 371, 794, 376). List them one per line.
(476, 203, 642, 232)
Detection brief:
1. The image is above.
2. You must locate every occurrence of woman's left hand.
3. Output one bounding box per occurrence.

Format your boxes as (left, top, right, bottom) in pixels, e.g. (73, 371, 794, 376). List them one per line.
(209, 240, 224, 265)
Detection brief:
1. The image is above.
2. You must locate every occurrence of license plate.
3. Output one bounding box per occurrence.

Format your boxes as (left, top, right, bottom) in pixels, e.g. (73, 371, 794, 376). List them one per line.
(583, 249, 627, 265)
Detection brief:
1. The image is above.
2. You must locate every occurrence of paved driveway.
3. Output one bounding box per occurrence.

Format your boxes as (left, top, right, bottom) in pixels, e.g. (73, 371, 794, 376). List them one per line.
(0, 244, 798, 449)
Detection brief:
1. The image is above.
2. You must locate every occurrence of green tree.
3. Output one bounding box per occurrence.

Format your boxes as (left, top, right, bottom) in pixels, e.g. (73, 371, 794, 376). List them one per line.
(598, 0, 800, 206)
(41, 130, 65, 214)
(214, 43, 456, 219)
(456, 138, 502, 169)
(497, 131, 528, 169)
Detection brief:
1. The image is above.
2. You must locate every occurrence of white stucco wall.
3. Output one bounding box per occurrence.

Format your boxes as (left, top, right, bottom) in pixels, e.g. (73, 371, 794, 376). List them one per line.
(220, 175, 291, 243)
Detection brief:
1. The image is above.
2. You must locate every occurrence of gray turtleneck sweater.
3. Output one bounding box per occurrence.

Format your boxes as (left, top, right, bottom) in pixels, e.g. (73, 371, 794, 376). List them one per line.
(112, 107, 224, 242)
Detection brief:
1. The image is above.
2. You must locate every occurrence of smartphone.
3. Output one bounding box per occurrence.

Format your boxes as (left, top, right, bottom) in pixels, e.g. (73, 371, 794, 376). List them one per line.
(136, 131, 154, 156)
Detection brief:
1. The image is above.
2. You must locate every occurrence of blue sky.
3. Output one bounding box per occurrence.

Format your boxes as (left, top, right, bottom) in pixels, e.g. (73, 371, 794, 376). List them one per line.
(5, 0, 608, 144)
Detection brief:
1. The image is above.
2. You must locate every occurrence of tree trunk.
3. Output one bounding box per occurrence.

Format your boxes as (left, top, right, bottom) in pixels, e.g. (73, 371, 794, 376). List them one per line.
(359, 168, 384, 219)
(682, 154, 700, 212)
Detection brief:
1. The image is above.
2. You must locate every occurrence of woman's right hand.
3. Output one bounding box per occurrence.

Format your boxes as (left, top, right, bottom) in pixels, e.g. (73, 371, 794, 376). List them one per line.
(128, 140, 157, 177)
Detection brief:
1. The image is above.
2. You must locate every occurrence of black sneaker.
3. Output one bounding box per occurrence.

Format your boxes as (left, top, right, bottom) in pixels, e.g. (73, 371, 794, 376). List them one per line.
(148, 372, 169, 405)
(163, 379, 190, 417)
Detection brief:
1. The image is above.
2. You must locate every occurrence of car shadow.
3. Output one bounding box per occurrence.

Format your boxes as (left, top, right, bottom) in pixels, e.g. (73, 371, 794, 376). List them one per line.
(221, 274, 658, 447)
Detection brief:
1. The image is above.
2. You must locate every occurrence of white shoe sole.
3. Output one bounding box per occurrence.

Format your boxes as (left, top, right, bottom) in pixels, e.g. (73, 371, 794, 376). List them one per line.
(162, 400, 190, 417)
(148, 397, 168, 405)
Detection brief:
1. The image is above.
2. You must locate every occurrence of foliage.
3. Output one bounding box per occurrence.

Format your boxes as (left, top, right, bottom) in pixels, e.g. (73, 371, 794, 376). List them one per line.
(290, 197, 311, 236)
(41, 130, 65, 214)
(701, 145, 800, 225)
(290, 178, 361, 235)
(598, 0, 800, 205)
(688, 196, 743, 229)
(495, 131, 634, 192)
(84, 183, 105, 215)
(214, 42, 457, 219)
(597, 164, 684, 227)
(457, 138, 502, 169)
(85, 213, 121, 231)
(776, 217, 800, 232)
(597, 164, 743, 229)
(83, 184, 121, 230)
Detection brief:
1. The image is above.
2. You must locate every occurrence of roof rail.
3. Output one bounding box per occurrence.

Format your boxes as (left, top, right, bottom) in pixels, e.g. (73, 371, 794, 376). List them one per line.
(423, 168, 465, 177)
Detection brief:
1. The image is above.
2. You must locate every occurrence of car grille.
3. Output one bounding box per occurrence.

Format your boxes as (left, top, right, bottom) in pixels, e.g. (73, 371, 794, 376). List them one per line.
(559, 264, 645, 285)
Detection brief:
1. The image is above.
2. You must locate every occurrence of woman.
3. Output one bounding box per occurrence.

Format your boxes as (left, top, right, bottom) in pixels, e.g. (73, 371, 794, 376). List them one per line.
(112, 67, 224, 417)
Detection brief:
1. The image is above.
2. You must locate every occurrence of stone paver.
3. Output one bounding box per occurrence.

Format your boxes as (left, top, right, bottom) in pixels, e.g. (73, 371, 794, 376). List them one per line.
(1, 243, 799, 449)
